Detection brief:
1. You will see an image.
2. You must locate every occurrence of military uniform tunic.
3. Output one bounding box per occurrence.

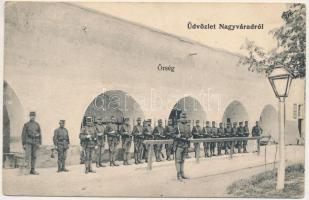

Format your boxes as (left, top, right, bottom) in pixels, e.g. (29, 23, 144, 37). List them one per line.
(53, 127, 70, 170)
(192, 125, 203, 158)
(80, 126, 97, 170)
(142, 126, 153, 162)
(202, 126, 211, 157)
(132, 124, 143, 162)
(164, 125, 176, 160)
(105, 123, 120, 162)
(120, 124, 132, 162)
(175, 122, 192, 163)
(21, 120, 42, 170)
(95, 124, 106, 165)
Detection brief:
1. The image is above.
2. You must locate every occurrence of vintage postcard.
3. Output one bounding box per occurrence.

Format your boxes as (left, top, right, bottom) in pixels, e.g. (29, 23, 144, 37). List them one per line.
(2, 1, 306, 198)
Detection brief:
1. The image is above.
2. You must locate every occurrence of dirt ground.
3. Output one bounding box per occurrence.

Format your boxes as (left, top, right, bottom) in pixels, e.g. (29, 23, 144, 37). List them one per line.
(2, 145, 304, 197)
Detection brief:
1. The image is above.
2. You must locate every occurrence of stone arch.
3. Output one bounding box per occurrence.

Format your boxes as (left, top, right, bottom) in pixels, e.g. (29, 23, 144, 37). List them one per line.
(3, 81, 24, 152)
(222, 100, 249, 124)
(168, 96, 207, 125)
(82, 90, 145, 126)
(259, 104, 278, 142)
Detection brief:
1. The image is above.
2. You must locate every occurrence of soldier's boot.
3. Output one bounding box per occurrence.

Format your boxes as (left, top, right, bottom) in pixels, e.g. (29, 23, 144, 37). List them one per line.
(110, 161, 113, 167)
(85, 167, 89, 174)
(180, 163, 189, 179)
(62, 161, 69, 172)
(30, 168, 39, 175)
(89, 164, 96, 173)
(57, 160, 62, 172)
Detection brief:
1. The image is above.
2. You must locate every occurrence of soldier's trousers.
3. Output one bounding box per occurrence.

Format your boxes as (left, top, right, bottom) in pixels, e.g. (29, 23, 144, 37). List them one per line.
(165, 144, 173, 160)
(134, 139, 142, 162)
(85, 147, 95, 170)
(154, 144, 163, 161)
(203, 142, 210, 157)
(142, 143, 149, 161)
(96, 145, 104, 164)
(243, 140, 248, 152)
(210, 142, 216, 154)
(175, 146, 187, 175)
(236, 140, 242, 153)
(217, 142, 222, 155)
(224, 142, 230, 154)
(108, 139, 119, 162)
(122, 139, 132, 162)
(24, 143, 38, 171)
(57, 147, 68, 170)
(194, 143, 199, 158)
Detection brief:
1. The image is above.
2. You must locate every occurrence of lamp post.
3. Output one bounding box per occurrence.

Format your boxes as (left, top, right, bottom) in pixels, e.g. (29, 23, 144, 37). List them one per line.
(267, 66, 293, 191)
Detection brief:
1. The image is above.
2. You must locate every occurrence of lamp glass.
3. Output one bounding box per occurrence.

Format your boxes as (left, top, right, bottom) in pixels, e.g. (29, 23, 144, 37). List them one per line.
(268, 67, 293, 98)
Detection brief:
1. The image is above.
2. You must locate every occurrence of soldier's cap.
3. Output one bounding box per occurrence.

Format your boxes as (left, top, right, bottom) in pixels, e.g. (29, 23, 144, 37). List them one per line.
(245, 121, 248, 123)
(158, 119, 162, 122)
(196, 120, 200, 123)
(233, 122, 237, 125)
(29, 111, 36, 116)
(219, 122, 223, 125)
(85, 116, 92, 123)
(239, 122, 243, 124)
(59, 120, 65, 124)
(206, 121, 210, 124)
(147, 119, 152, 122)
(137, 117, 142, 121)
(212, 121, 216, 123)
(124, 117, 130, 121)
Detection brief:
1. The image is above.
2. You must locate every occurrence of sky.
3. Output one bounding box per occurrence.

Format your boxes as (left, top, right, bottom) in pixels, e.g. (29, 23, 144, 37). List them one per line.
(76, 2, 288, 55)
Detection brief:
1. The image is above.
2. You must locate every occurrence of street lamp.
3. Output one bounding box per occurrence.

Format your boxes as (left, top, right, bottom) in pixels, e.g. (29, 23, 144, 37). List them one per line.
(268, 65, 293, 191)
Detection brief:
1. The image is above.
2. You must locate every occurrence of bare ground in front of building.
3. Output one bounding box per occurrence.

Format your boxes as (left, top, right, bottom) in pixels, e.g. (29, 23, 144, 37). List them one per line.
(2, 145, 304, 197)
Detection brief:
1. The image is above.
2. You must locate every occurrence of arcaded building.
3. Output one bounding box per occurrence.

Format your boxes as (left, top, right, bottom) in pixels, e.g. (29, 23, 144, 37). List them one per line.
(4, 2, 305, 155)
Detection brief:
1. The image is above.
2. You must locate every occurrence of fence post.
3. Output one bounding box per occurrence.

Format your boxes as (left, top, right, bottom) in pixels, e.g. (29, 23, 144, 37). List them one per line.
(147, 144, 154, 171)
(196, 143, 200, 163)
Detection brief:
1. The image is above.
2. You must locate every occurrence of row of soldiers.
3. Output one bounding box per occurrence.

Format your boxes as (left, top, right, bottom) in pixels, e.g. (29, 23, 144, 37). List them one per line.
(79, 115, 263, 174)
(21, 111, 263, 178)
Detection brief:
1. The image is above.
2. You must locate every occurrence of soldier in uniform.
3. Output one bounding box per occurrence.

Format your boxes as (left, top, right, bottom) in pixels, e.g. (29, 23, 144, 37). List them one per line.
(202, 121, 211, 157)
(252, 121, 263, 137)
(164, 119, 176, 161)
(217, 122, 225, 156)
(120, 117, 132, 165)
(132, 117, 143, 164)
(105, 116, 120, 167)
(174, 113, 192, 181)
(153, 119, 165, 162)
(231, 122, 238, 154)
(224, 122, 233, 154)
(243, 121, 250, 153)
(21, 111, 42, 175)
(142, 119, 153, 163)
(236, 122, 245, 153)
(95, 118, 106, 168)
(79, 117, 97, 173)
(191, 120, 203, 158)
(53, 120, 70, 172)
(210, 121, 218, 156)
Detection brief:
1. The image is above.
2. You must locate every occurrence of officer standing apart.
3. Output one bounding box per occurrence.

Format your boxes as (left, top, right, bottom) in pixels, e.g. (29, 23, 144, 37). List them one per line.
(105, 116, 120, 167)
(53, 120, 70, 172)
(164, 119, 176, 161)
(95, 118, 106, 168)
(79, 117, 97, 173)
(174, 113, 192, 181)
(120, 117, 132, 165)
(153, 119, 165, 162)
(21, 111, 42, 175)
(191, 120, 203, 158)
(132, 117, 143, 164)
